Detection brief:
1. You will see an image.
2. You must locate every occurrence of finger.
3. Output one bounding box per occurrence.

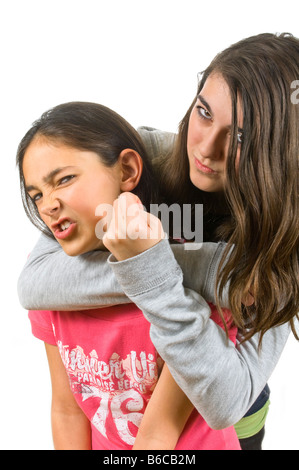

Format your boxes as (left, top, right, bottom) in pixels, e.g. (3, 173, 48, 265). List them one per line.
(126, 207, 149, 240)
(146, 212, 165, 240)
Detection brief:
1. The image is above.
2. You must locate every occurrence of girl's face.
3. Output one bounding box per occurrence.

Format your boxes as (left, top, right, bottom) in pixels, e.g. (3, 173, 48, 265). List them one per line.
(187, 73, 243, 193)
(23, 139, 122, 256)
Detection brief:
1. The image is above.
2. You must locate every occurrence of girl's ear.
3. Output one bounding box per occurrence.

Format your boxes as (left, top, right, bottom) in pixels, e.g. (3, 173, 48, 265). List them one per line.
(118, 149, 143, 192)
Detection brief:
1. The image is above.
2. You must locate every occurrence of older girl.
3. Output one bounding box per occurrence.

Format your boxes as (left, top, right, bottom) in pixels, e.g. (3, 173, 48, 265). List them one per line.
(103, 32, 299, 448)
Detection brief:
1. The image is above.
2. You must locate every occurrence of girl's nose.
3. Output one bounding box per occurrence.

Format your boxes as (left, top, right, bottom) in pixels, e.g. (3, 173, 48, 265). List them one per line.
(199, 128, 225, 161)
(40, 196, 61, 218)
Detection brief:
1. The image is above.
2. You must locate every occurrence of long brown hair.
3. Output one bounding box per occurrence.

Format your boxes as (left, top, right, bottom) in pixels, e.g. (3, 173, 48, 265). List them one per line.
(160, 33, 299, 341)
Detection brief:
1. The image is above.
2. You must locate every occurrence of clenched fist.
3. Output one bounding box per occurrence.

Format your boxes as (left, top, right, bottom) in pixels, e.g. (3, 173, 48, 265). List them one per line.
(103, 192, 165, 261)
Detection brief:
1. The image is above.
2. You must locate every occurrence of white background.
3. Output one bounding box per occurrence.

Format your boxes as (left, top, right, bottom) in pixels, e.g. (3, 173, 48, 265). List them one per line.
(0, 0, 298, 450)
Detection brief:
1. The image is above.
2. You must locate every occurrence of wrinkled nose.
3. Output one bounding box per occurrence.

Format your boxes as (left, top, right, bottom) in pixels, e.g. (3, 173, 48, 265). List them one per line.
(40, 196, 60, 218)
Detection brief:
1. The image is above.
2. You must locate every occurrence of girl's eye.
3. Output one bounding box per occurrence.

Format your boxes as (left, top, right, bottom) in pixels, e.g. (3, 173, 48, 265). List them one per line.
(196, 106, 212, 121)
(31, 193, 42, 203)
(237, 132, 243, 144)
(58, 175, 75, 185)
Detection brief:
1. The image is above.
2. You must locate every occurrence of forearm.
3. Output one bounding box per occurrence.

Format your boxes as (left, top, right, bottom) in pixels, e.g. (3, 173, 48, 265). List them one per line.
(51, 408, 92, 450)
(17, 233, 129, 310)
(108, 239, 290, 429)
(45, 342, 92, 450)
(17, 234, 228, 311)
(133, 364, 193, 450)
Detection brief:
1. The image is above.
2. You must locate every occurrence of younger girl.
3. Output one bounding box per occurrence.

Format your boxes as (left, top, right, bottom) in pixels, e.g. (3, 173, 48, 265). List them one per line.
(18, 101, 240, 450)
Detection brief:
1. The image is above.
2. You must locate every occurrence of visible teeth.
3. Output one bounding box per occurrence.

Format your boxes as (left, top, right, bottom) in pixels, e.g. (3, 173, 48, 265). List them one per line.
(60, 221, 71, 231)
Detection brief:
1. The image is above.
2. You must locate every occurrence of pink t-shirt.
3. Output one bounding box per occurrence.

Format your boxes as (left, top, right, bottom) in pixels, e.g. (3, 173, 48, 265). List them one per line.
(29, 303, 240, 450)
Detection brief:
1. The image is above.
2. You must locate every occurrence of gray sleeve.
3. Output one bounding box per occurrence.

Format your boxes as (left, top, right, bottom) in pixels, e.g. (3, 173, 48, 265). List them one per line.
(17, 233, 130, 310)
(107, 239, 291, 429)
(137, 126, 176, 165)
(17, 234, 225, 311)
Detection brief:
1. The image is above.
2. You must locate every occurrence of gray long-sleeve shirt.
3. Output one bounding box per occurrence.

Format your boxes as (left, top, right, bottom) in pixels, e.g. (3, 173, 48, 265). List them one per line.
(17, 233, 290, 429)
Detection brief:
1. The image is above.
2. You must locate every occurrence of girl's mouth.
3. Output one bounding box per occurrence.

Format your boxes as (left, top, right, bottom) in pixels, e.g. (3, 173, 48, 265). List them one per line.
(53, 220, 77, 240)
(194, 157, 218, 175)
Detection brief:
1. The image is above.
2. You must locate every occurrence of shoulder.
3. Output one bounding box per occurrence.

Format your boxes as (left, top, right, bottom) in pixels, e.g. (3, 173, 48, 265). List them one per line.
(137, 126, 176, 163)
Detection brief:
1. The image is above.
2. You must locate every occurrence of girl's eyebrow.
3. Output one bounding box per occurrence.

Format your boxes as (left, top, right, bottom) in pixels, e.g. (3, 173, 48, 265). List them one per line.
(197, 94, 243, 133)
(25, 166, 77, 192)
(197, 94, 213, 115)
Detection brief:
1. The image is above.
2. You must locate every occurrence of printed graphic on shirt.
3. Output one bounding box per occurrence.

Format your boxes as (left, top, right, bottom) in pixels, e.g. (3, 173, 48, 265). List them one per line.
(57, 341, 162, 446)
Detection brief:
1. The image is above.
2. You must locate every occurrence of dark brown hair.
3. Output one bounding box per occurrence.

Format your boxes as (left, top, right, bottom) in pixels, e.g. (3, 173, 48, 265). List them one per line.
(17, 101, 158, 235)
(159, 33, 299, 341)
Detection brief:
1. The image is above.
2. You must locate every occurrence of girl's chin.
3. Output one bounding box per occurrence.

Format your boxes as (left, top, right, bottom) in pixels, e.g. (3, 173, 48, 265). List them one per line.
(58, 239, 106, 256)
(190, 171, 223, 193)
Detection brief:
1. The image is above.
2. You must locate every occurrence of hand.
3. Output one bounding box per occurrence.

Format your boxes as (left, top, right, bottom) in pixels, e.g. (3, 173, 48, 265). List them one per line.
(103, 192, 165, 261)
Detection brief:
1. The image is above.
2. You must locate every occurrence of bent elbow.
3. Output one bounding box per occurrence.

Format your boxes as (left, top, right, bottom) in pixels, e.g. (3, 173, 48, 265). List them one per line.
(202, 397, 251, 430)
(205, 412, 242, 430)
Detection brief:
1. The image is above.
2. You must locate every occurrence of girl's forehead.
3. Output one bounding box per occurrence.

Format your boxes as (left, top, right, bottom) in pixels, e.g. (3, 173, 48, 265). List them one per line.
(23, 139, 102, 183)
(24, 139, 94, 163)
(199, 74, 232, 109)
(199, 73, 243, 127)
